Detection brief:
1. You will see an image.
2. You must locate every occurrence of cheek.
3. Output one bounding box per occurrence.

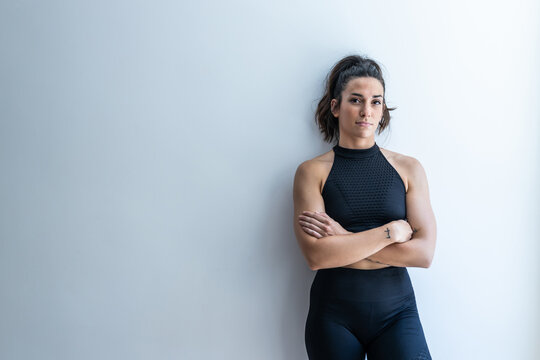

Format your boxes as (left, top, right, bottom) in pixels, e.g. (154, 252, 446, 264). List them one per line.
(343, 105, 358, 115)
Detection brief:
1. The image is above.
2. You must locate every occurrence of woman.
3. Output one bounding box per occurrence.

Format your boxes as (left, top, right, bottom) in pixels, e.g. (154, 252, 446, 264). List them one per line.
(293, 54, 436, 359)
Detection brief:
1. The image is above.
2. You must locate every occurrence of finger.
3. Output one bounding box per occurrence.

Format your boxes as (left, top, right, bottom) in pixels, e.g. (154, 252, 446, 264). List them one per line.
(299, 214, 327, 227)
(300, 212, 329, 227)
(300, 220, 330, 238)
(312, 211, 336, 225)
(301, 217, 328, 233)
(318, 212, 337, 224)
(301, 225, 323, 238)
(299, 215, 326, 236)
(299, 220, 325, 234)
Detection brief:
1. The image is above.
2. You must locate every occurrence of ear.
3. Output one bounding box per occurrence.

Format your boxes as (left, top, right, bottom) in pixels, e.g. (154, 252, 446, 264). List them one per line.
(330, 99, 340, 118)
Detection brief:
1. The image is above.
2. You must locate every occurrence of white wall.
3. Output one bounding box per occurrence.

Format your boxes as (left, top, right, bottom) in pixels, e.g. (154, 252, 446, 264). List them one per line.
(1, 1, 539, 359)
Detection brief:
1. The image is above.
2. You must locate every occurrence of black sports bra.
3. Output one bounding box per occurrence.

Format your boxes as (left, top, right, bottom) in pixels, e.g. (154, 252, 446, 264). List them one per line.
(322, 142, 407, 233)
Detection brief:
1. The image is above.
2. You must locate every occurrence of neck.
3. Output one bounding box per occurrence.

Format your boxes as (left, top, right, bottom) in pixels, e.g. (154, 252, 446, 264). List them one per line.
(338, 137, 376, 150)
(333, 141, 379, 159)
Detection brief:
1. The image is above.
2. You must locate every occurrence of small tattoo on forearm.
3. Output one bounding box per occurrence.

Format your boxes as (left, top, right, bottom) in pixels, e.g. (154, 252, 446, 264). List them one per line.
(384, 227, 391, 239)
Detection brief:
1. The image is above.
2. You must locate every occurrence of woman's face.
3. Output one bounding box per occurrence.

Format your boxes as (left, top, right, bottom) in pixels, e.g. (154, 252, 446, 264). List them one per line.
(330, 76, 385, 139)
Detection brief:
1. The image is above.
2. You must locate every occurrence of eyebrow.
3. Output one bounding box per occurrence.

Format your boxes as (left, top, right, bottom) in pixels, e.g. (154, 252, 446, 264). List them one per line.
(350, 93, 383, 98)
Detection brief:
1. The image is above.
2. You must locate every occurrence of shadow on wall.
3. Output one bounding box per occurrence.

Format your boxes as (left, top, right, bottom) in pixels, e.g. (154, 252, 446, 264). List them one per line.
(272, 168, 315, 359)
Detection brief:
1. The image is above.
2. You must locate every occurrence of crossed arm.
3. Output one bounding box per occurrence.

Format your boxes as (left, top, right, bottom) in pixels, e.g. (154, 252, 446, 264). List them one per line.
(364, 226, 433, 268)
(294, 156, 436, 269)
(365, 158, 436, 268)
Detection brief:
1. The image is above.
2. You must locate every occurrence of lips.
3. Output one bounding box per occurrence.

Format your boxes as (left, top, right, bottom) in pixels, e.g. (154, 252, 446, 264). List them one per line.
(356, 122, 371, 126)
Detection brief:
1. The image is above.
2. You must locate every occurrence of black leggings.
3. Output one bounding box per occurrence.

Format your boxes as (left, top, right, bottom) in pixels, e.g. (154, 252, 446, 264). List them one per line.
(305, 266, 431, 360)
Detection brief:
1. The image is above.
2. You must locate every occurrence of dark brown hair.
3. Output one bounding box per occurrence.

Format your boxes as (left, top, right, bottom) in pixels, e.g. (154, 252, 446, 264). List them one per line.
(315, 54, 397, 143)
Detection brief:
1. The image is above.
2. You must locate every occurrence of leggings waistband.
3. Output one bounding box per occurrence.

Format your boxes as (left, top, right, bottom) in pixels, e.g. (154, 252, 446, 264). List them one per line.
(311, 266, 414, 302)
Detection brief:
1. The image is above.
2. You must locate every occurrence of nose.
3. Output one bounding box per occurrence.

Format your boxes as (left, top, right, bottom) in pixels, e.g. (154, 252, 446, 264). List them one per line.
(360, 104, 372, 118)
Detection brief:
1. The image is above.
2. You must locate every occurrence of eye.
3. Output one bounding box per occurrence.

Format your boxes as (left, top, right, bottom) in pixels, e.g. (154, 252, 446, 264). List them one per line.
(373, 100, 382, 105)
(350, 98, 361, 103)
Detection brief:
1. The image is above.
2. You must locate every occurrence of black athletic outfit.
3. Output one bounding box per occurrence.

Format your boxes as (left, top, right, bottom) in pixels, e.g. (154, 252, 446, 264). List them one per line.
(304, 142, 432, 360)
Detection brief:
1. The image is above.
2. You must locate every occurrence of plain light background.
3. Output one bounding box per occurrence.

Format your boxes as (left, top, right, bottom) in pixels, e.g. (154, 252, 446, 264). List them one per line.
(1, 1, 539, 359)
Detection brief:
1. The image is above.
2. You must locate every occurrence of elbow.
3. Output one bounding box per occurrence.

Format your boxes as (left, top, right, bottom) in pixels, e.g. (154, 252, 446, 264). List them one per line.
(307, 253, 323, 271)
(309, 258, 334, 271)
(421, 250, 435, 268)
(421, 257, 432, 268)
(307, 248, 328, 271)
(304, 236, 335, 271)
(418, 236, 436, 268)
(297, 236, 322, 271)
(304, 241, 325, 271)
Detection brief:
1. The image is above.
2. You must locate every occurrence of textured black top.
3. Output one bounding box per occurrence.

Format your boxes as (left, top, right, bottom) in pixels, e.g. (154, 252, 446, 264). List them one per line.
(322, 142, 407, 233)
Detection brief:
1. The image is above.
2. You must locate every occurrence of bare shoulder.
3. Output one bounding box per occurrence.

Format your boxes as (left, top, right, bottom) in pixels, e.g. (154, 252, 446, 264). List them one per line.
(387, 148, 421, 167)
(379, 147, 424, 192)
(294, 149, 334, 191)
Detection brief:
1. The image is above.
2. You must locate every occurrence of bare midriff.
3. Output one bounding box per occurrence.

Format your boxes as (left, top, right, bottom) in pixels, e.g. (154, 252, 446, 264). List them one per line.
(343, 259, 391, 270)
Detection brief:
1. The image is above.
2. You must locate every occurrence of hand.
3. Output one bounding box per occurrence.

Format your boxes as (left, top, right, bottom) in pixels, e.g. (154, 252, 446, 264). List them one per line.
(298, 210, 351, 239)
(389, 219, 413, 244)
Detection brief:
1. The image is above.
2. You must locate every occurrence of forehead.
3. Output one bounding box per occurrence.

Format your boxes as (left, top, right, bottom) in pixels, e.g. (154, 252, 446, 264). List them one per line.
(344, 77, 384, 94)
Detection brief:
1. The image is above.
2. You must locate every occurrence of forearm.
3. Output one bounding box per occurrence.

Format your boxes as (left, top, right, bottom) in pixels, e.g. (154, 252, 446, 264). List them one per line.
(309, 224, 395, 270)
(366, 238, 430, 268)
